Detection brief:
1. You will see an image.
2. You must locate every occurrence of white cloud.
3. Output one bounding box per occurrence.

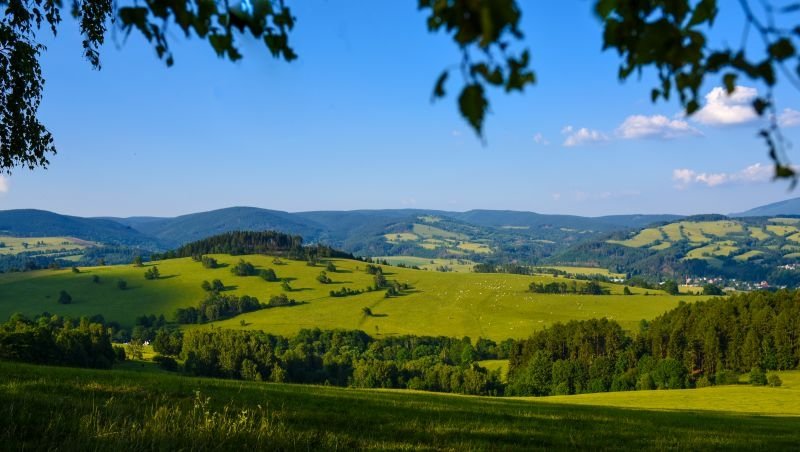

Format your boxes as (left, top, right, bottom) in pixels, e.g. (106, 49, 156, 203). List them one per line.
(778, 108, 800, 127)
(561, 125, 609, 147)
(616, 114, 701, 140)
(533, 133, 550, 145)
(551, 192, 562, 201)
(693, 86, 760, 126)
(0, 176, 8, 194)
(672, 163, 774, 188)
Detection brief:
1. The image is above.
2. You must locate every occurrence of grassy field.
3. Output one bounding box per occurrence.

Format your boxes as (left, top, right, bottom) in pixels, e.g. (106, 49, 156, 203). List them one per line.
(538, 266, 626, 278)
(539, 371, 800, 416)
(383, 220, 494, 257)
(374, 256, 476, 272)
(2, 361, 799, 450)
(0, 255, 700, 340)
(0, 235, 94, 255)
(607, 218, 800, 264)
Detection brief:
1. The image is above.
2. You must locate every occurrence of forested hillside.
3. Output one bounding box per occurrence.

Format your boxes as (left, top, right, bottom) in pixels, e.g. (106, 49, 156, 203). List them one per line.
(550, 216, 800, 286)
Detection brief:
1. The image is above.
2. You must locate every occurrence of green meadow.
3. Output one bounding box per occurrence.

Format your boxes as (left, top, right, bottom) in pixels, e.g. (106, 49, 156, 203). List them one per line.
(538, 266, 626, 278)
(373, 255, 476, 272)
(2, 361, 799, 450)
(0, 255, 701, 340)
(0, 235, 93, 255)
(537, 371, 800, 416)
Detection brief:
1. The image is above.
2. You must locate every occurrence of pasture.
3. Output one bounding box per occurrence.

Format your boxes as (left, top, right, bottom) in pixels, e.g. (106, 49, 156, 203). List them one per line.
(538, 266, 626, 278)
(539, 371, 800, 416)
(373, 256, 476, 272)
(2, 361, 799, 450)
(0, 255, 700, 340)
(0, 235, 94, 256)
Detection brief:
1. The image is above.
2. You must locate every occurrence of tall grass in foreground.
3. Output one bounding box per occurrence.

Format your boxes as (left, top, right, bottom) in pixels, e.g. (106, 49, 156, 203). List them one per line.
(2, 361, 800, 450)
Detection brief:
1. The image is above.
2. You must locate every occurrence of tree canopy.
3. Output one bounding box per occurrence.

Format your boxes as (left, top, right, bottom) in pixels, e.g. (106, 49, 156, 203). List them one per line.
(2, 0, 800, 179)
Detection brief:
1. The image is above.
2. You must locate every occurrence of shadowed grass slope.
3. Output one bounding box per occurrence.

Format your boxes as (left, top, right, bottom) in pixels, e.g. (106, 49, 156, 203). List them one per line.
(1, 362, 799, 450)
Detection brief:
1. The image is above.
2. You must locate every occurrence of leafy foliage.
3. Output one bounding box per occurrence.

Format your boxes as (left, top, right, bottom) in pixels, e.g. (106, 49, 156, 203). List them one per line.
(508, 290, 800, 396)
(3, 0, 800, 174)
(596, 0, 800, 180)
(0, 313, 117, 368)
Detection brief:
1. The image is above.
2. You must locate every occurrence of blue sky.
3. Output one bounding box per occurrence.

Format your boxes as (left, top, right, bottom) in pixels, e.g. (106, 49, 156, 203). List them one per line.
(2, 1, 800, 217)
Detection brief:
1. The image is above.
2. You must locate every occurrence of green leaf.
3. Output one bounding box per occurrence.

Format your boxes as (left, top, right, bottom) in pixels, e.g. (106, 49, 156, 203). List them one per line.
(594, 0, 616, 19)
(753, 98, 770, 116)
(688, 0, 717, 27)
(458, 83, 488, 136)
(768, 38, 795, 62)
(650, 89, 660, 102)
(473, 63, 503, 85)
(722, 73, 737, 94)
(432, 71, 448, 99)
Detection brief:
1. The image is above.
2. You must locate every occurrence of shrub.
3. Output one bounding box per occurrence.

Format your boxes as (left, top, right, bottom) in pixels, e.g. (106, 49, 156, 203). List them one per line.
(91, 275, 100, 283)
(259, 268, 278, 282)
(268, 294, 295, 307)
(113, 346, 126, 362)
(362, 307, 373, 316)
(200, 256, 219, 269)
(153, 355, 178, 372)
(749, 367, 768, 386)
(316, 271, 332, 284)
(695, 376, 712, 388)
(326, 261, 337, 272)
(714, 369, 740, 385)
(767, 373, 783, 387)
(71, 266, 80, 273)
(144, 266, 160, 280)
(117, 280, 128, 290)
(231, 260, 257, 276)
(57, 290, 72, 305)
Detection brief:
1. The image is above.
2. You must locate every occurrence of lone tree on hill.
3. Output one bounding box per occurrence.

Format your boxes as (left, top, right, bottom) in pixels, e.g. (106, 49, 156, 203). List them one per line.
(144, 266, 161, 280)
(3, 1, 799, 182)
(57, 290, 72, 305)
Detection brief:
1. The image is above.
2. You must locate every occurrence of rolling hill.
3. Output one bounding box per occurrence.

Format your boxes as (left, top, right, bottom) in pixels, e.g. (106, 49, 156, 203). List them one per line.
(4, 361, 799, 450)
(732, 197, 800, 217)
(0, 209, 158, 247)
(550, 215, 800, 286)
(0, 254, 695, 340)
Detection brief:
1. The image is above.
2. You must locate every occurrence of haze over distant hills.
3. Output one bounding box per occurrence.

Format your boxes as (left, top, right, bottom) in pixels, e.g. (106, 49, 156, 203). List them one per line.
(0, 197, 799, 285)
(731, 197, 800, 217)
(7, 206, 683, 249)
(1, 196, 798, 250)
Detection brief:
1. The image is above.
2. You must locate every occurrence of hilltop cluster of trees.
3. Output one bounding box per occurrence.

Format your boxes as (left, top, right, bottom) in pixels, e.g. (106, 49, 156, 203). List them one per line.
(180, 328, 506, 395)
(528, 280, 609, 295)
(507, 291, 800, 396)
(153, 231, 353, 262)
(0, 314, 119, 369)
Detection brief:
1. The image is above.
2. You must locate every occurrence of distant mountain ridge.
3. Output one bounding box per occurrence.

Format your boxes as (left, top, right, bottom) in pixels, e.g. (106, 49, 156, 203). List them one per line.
(0, 197, 795, 254)
(0, 209, 158, 247)
(732, 197, 800, 217)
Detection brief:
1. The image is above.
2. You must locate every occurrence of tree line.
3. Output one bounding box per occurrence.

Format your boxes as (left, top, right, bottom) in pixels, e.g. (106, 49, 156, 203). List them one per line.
(2, 290, 797, 398)
(528, 280, 609, 295)
(0, 314, 120, 369)
(153, 231, 354, 262)
(506, 290, 798, 396)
